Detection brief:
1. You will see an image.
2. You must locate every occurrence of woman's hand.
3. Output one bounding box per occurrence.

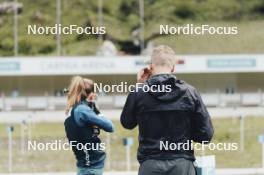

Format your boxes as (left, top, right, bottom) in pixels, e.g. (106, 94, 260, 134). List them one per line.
(87, 101, 100, 115)
(88, 92, 97, 101)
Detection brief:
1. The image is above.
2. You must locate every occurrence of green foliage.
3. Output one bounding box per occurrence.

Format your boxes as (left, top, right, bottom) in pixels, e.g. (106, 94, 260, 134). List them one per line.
(18, 36, 56, 55)
(0, 38, 14, 56)
(250, 0, 264, 17)
(197, 0, 242, 20)
(0, 0, 264, 56)
(174, 1, 197, 20)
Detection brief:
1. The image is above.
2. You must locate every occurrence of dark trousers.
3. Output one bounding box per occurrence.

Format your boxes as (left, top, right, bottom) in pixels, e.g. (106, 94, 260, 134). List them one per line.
(139, 158, 196, 175)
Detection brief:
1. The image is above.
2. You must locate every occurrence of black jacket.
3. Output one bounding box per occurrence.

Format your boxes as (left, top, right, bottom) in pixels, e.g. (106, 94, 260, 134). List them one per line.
(120, 74, 214, 163)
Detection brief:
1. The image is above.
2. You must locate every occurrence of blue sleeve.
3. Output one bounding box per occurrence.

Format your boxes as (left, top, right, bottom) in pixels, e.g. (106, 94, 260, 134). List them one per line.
(74, 104, 114, 132)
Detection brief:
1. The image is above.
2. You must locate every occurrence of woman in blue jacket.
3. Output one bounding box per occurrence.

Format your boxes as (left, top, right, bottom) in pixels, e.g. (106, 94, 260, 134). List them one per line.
(64, 76, 114, 175)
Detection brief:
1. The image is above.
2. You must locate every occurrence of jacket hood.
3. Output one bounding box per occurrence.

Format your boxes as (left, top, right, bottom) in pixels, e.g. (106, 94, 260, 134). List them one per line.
(146, 74, 186, 101)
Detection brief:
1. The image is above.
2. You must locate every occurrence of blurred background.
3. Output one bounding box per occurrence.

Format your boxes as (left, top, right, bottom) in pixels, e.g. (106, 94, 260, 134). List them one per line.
(1, 0, 264, 174)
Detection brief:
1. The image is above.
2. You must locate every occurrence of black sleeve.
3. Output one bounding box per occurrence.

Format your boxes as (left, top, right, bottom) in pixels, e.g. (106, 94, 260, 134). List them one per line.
(120, 92, 137, 129)
(191, 89, 214, 143)
(87, 101, 100, 114)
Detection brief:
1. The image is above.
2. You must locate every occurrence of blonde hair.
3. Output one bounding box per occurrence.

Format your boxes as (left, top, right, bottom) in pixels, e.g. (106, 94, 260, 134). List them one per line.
(65, 76, 94, 114)
(151, 45, 176, 67)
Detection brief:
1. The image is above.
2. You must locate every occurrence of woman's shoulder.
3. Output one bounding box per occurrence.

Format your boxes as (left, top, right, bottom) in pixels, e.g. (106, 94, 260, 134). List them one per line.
(74, 101, 91, 112)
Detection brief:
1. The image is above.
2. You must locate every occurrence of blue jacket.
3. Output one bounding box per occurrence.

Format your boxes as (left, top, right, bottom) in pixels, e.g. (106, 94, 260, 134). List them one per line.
(64, 100, 114, 169)
(74, 100, 114, 132)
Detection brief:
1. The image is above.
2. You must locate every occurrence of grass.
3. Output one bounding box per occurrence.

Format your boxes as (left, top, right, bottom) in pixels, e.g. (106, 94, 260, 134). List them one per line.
(152, 21, 264, 54)
(0, 117, 264, 173)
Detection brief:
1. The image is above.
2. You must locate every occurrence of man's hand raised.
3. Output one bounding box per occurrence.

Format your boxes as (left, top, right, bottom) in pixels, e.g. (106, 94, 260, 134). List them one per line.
(137, 67, 151, 83)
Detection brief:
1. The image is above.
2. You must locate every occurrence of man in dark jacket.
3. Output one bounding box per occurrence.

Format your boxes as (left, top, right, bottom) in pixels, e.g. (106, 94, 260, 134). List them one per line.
(120, 45, 214, 175)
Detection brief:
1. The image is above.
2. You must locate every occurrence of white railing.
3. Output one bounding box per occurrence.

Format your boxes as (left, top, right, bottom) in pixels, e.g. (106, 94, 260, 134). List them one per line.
(0, 96, 66, 111)
(0, 92, 263, 111)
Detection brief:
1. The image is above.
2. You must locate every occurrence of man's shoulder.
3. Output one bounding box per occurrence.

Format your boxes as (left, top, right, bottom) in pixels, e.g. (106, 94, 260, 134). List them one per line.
(176, 79, 196, 91)
(177, 80, 199, 99)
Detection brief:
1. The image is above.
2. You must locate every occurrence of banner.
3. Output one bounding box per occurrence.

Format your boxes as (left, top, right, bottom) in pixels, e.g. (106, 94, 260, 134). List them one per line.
(0, 55, 263, 76)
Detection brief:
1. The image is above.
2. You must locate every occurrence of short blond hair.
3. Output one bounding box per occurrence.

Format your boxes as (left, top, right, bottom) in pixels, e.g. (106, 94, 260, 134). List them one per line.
(151, 45, 175, 67)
